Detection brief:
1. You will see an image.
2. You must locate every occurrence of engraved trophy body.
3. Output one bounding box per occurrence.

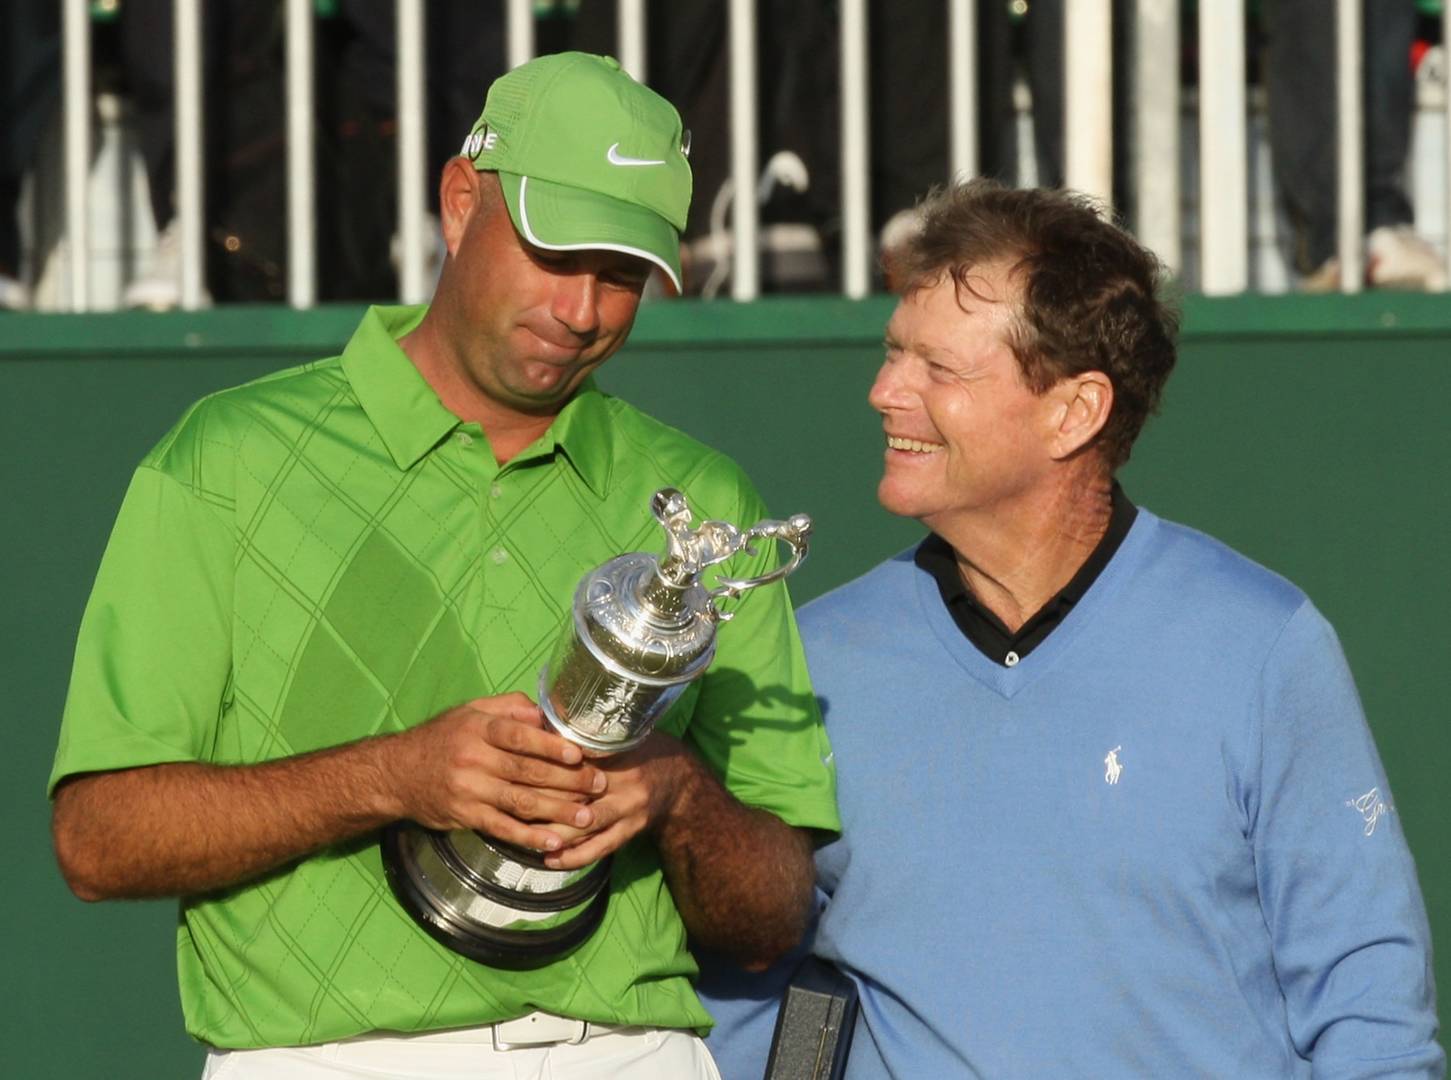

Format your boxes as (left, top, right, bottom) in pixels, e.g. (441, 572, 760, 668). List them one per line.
(383, 488, 812, 967)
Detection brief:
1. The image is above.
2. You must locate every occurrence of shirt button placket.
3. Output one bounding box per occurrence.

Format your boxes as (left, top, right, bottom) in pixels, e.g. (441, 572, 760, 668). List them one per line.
(485, 474, 507, 566)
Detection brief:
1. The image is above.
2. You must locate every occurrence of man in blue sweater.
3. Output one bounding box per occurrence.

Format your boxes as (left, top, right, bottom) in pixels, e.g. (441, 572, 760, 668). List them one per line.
(700, 180, 1443, 1078)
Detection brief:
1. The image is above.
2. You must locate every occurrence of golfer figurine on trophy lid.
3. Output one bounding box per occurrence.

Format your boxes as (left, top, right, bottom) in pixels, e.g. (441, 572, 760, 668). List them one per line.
(384, 487, 813, 967)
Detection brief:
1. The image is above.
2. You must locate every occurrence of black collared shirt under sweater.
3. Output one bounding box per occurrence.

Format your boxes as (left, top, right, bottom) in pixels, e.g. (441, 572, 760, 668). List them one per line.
(915, 486, 1138, 667)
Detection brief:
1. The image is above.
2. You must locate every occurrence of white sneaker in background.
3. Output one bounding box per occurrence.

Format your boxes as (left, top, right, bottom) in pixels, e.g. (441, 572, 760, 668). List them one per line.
(391, 212, 446, 294)
(124, 219, 213, 310)
(1366, 224, 1448, 291)
(879, 207, 925, 292)
(1298, 255, 1343, 293)
(123, 219, 181, 310)
(0, 274, 31, 310)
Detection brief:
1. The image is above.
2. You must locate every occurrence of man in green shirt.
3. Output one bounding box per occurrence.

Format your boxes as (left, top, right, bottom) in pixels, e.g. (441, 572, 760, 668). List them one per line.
(49, 52, 838, 1079)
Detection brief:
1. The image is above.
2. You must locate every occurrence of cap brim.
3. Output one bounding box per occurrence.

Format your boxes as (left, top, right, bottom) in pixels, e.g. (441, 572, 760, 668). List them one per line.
(498, 171, 683, 293)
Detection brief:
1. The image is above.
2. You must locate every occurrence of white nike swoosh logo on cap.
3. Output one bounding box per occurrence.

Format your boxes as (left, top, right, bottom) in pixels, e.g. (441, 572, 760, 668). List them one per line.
(607, 142, 666, 167)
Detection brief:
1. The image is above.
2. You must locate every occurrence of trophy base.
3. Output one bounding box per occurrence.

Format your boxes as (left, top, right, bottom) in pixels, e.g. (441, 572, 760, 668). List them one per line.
(382, 824, 610, 969)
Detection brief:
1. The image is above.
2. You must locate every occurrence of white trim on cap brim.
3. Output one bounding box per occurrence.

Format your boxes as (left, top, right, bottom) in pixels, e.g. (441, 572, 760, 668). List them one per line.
(515, 176, 682, 294)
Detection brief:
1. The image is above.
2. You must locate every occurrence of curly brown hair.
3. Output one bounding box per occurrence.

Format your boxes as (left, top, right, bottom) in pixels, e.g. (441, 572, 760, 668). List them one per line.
(889, 179, 1180, 469)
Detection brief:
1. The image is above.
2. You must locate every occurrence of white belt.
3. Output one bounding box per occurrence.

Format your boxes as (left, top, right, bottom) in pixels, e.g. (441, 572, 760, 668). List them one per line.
(326, 1013, 632, 1053)
(489, 1011, 620, 1051)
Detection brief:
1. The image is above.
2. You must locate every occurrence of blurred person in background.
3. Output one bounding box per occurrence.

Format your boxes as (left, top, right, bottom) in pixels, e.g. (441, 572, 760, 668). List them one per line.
(116, 0, 519, 306)
(1265, 0, 1447, 290)
(0, 0, 59, 310)
(118, 0, 290, 306)
(571, 0, 1080, 296)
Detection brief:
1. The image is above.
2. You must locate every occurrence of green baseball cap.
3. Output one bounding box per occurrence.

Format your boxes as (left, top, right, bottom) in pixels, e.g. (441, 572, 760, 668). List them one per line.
(461, 52, 693, 292)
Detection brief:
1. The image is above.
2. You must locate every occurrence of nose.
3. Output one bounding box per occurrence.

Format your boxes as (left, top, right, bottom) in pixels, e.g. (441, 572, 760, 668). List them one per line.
(867, 355, 910, 413)
(552, 272, 602, 340)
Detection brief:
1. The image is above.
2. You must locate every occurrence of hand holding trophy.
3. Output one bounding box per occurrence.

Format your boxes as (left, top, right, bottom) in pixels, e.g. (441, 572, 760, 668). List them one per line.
(383, 488, 812, 966)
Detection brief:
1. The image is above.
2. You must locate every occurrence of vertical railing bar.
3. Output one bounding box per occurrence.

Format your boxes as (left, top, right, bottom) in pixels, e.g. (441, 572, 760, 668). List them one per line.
(841, 0, 871, 298)
(728, 0, 759, 300)
(397, 0, 428, 303)
(1445, 2, 1451, 284)
(619, 0, 647, 83)
(507, 0, 535, 70)
(1135, 0, 1181, 272)
(948, 0, 978, 181)
(175, 0, 206, 309)
(1197, 0, 1248, 294)
(285, 0, 316, 309)
(63, 0, 91, 311)
(1064, 0, 1114, 204)
(1336, 0, 1364, 292)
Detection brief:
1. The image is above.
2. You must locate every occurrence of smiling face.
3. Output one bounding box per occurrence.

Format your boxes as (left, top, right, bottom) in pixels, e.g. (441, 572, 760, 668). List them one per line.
(436, 168, 652, 418)
(869, 265, 1066, 535)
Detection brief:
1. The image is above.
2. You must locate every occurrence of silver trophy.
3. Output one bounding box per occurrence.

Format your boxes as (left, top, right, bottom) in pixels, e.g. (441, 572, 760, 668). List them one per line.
(384, 488, 812, 967)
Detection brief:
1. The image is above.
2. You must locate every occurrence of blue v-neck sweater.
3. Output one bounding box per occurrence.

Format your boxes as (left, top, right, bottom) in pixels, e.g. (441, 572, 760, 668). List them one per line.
(800, 510, 1441, 1079)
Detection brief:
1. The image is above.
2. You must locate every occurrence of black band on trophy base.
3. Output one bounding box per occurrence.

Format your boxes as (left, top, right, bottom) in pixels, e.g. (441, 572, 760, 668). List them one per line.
(382, 824, 611, 969)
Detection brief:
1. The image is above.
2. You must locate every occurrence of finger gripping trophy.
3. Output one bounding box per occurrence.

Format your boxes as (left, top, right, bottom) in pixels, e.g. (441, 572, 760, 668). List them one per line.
(384, 488, 812, 967)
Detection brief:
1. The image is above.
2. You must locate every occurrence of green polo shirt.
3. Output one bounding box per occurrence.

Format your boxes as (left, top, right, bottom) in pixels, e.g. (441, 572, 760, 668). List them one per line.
(51, 305, 838, 1049)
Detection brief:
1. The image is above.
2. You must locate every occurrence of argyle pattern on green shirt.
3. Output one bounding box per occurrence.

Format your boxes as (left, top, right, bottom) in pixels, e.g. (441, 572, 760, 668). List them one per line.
(52, 305, 838, 1049)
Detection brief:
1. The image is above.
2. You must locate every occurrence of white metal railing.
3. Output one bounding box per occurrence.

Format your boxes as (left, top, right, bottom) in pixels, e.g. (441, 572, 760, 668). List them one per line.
(285, 0, 316, 310)
(948, 0, 979, 183)
(839, 0, 872, 299)
(728, 0, 760, 300)
(618, 0, 647, 83)
(1065, 0, 1114, 205)
(1336, 0, 1366, 292)
(396, 0, 428, 304)
(1198, 0, 1249, 294)
(62, 0, 90, 311)
(48, 0, 1450, 311)
(1135, 0, 1181, 274)
(174, 0, 205, 309)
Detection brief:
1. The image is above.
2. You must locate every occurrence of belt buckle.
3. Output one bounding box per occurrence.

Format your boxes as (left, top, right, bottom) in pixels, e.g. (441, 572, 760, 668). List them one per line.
(491, 1012, 591, 1051)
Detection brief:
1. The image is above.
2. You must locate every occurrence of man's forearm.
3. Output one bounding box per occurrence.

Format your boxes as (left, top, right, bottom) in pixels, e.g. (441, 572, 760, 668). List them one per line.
(51, 739, 402, 901)
(51, 694, 609, 902)
(654, 753, 815, 970)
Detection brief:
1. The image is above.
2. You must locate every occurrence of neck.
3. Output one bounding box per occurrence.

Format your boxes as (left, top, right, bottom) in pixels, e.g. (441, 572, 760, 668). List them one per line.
(399, 312, 554, 465)
(932, 464, 1115, 633)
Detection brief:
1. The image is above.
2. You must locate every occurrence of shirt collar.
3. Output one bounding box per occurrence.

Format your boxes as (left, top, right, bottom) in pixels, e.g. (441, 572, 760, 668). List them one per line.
(340, 304, 616, 496)
(341, 304, 459, 471)
(531, 380, 615, 498)
(915, 483, 1138, 661)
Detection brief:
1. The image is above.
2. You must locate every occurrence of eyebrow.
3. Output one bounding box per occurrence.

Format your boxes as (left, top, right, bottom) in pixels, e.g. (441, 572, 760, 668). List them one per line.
(885, 332, 961, 367)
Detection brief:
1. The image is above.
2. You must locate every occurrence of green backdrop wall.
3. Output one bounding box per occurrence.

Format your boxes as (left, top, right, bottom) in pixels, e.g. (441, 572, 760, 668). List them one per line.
(3, 293, 1447, 1076)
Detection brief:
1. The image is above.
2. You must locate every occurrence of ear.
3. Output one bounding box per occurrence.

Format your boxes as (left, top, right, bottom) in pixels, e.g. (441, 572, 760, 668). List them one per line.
(1047, 370, 1113, 461)
(438, 158, 482, 257)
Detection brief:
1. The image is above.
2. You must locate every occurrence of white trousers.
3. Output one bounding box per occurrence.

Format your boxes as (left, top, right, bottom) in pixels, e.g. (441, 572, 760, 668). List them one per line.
(200, 1023, 723, 1079)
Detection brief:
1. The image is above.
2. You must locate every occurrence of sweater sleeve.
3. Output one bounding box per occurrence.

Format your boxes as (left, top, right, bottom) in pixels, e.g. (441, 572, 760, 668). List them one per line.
(1249, 601, 1444, 1079)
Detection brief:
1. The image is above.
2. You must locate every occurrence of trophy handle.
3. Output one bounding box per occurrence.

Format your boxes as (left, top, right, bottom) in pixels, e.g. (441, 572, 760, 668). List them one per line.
(708, 514, 813, 620)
